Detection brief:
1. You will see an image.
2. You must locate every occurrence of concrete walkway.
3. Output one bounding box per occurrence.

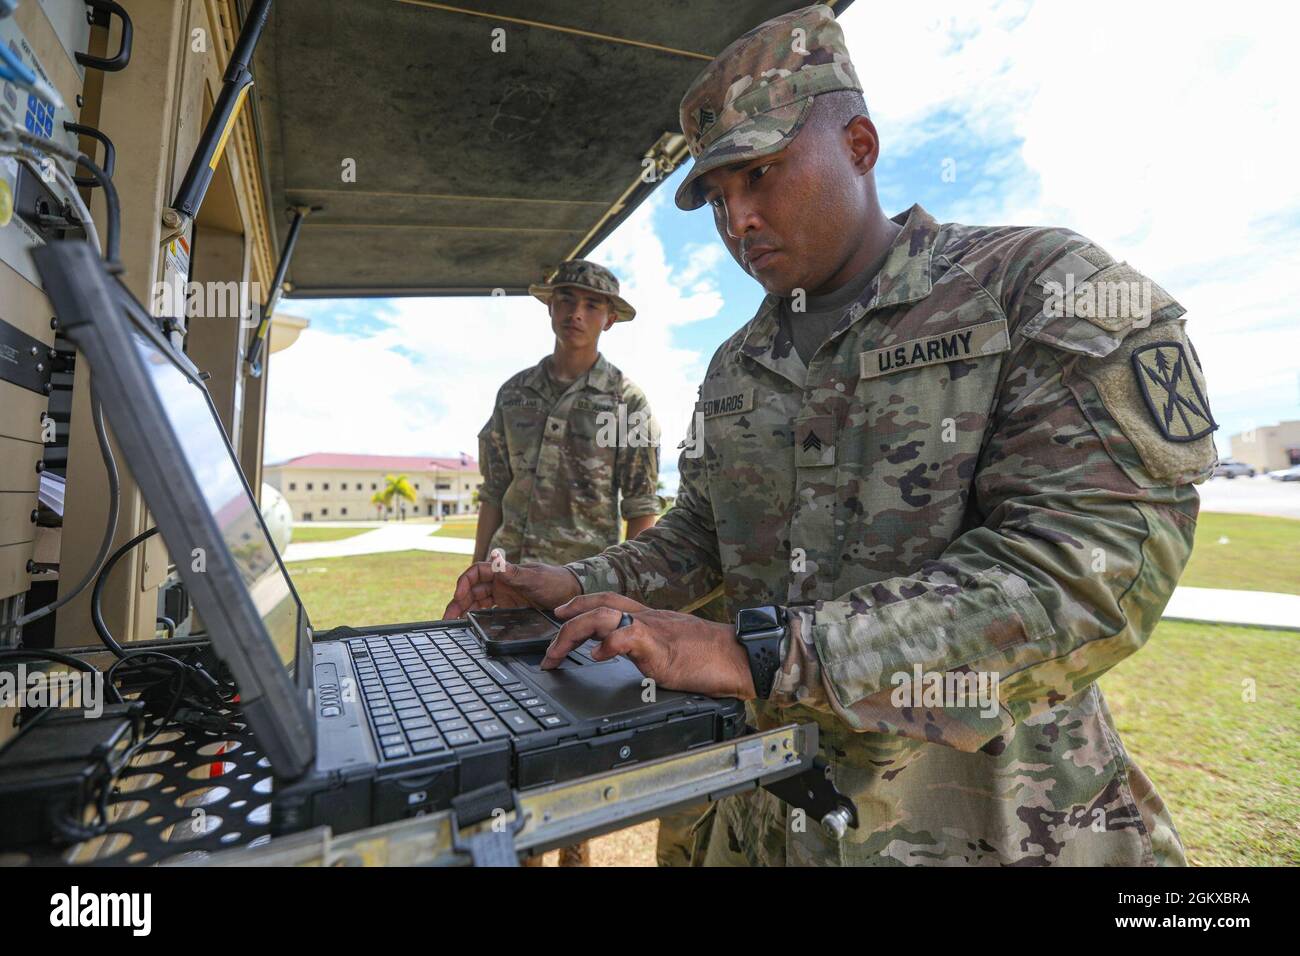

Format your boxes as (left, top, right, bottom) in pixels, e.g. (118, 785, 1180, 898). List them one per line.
(283, 526, 1297, 630)
(1197, 477, 1300, 520)
(282, 523, 475, 562)
(1162, 586, 1299, 631)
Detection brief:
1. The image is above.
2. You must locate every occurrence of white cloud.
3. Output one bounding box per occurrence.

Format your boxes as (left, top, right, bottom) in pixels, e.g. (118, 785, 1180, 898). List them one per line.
(266, 190, 725, 473)
(264, 294, 541, 465)
(590, 192, 727, 448)
(840, 0, 1300, 445)
(267, 1, 1298, 474)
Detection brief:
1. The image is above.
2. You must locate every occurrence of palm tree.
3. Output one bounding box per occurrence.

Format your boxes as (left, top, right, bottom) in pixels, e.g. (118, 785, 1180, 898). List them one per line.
(370, 490, 387, 520)
(380, 473, 417, 522)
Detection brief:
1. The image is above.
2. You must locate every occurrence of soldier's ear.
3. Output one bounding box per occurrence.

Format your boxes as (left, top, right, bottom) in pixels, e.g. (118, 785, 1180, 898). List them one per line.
(845, 114, 881, 175)
(603, 312, 617, 332)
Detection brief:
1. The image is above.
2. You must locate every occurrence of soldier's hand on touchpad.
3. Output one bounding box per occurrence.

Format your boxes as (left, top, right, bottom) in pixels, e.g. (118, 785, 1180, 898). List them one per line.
(545, 594, 756, 700)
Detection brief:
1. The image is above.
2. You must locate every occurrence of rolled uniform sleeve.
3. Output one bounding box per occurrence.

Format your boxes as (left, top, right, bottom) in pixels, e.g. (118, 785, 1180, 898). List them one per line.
(567, 406, 723, 608)
(771, 246, 1216, 753)
(476, 399, 511, 507)
(615, 383, 664, 520)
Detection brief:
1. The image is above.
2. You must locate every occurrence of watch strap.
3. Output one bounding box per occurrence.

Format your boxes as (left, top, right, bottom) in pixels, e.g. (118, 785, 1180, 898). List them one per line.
(736, 605, 786, 700)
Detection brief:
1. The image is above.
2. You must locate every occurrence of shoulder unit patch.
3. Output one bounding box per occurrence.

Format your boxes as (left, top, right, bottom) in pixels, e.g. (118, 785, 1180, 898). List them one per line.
(1131, 341, 1216, 442)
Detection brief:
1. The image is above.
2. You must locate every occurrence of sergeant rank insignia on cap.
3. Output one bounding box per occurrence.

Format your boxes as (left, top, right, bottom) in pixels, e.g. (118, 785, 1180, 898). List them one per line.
(695, 105, 717, 136)
(1131, 341, 1216, 442)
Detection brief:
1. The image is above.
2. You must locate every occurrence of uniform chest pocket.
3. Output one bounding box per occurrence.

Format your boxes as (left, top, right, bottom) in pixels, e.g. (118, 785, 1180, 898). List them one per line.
(501, 403, 547, 466)
(848, 316, 1010, 519)
(694, 386, 797, 510)
(568, 399, 621, 446)
(693, 386, 764, 467)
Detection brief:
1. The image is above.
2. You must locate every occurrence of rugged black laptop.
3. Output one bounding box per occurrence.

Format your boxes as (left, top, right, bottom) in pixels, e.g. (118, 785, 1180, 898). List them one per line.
(33, 242, 746, 837)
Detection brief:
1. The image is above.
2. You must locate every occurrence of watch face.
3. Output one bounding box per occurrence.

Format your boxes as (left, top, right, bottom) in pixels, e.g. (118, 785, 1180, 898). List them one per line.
(738, 605, 781, 634)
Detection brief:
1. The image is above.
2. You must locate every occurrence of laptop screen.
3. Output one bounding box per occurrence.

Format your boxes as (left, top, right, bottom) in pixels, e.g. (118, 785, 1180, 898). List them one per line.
(128, 325, 302, 671)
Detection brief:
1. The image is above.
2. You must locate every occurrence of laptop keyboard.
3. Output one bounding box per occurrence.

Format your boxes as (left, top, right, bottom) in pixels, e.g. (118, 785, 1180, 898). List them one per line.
(346, 629, 570, 761)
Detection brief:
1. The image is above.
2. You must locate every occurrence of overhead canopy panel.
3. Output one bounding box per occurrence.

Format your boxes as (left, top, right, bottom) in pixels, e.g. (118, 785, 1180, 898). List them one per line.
(250, 0, 851, 298)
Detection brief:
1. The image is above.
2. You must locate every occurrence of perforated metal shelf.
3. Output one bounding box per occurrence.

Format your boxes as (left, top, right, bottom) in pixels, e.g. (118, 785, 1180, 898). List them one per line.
(1, 645, 275, 867)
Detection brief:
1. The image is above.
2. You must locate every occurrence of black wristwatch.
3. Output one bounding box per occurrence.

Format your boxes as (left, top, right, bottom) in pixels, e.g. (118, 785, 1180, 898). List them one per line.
(735, 605, 788, 700)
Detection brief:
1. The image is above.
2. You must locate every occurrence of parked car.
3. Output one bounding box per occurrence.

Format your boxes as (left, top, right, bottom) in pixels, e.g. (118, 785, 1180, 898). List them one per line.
(1266, 465, 1300, 481)
(1213, 458, 1257, 478)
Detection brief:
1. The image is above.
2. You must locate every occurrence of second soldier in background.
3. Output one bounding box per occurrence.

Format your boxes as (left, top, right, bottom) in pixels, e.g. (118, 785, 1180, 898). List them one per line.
(472, 259, 663, 865)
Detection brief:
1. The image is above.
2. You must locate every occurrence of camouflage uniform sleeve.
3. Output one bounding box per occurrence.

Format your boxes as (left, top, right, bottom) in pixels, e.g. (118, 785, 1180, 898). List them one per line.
(772, 239, 1217, 753)
(565, 406, 723, 608)
(615, 382, 664, 520)
(476, 398, 510, 507)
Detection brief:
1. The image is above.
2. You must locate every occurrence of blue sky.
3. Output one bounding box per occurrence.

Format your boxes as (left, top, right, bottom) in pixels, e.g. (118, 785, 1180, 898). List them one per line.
(266, 0, 1300, 491)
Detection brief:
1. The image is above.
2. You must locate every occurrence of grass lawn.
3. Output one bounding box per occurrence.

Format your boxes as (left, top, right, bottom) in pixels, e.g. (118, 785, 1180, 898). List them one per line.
(431, 517, 479, 540)
(1182, 512, 1300, 595)
(284, 523, 1299, 867)
(1100, 620, 1299, 865)
(288, 550, 466, 629)
(289, 525, 371, 544)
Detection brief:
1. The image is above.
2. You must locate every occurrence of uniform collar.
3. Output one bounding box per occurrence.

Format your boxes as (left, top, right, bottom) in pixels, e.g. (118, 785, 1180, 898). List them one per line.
(584, 353, 618, 392)
(522, 352, 616, 395)
(868, 203, 939, 313)
(737, 204, 940, 382)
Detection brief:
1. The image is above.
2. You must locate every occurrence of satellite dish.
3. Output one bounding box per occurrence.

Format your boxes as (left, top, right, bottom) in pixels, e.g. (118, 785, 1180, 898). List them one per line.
(261, 483, 293, 553)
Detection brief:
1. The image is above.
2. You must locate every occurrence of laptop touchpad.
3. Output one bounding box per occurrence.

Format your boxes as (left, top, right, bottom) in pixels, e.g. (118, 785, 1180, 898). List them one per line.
(521, 652, 682, 722)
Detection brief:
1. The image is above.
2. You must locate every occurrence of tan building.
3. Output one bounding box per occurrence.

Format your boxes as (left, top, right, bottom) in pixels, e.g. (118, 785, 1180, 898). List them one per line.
(265, 453, 482, 521)
(1230, 420, 1300, 473)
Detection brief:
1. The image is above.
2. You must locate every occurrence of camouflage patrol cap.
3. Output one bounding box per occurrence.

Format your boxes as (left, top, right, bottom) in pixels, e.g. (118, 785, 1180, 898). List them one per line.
(675, 3, 862, 211)
(528, 259, 635, 322)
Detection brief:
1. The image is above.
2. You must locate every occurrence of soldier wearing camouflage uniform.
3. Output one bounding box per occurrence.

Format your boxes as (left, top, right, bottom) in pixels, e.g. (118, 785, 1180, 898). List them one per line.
(473, 260, 662, 868)
(448, 4, 1214, 866)
(475, 259, 663, 569)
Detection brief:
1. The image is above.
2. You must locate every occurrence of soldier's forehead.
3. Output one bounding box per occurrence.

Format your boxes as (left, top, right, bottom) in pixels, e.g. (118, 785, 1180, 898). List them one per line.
(553, 287, 610, 302)
(697, 153, 787, 193)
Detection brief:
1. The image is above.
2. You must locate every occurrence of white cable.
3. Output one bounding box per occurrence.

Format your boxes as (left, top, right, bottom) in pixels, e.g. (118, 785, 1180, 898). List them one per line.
(0, 138, 102, 256)
(45, 153, 101, 256)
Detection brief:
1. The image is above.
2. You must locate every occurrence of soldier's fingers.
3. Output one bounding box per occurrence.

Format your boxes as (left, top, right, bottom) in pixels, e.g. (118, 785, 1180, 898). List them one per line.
(588, 625, 665, 683)
(587, 624, 641, 662)
(448, 572, 470, 610)
(553, 591, 646, 619)
(444, 569, 477, 619)
(541, 607, 625, 668)
(484, 560, 540, 610)
(450, 562, 491, 608)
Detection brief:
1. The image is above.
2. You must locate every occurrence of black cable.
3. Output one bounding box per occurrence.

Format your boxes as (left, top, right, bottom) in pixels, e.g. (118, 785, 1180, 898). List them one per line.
(15, 389, 120, 629)
(106, 651, 193, 745)
(0, 648, 100, 673)
(1, 649, 226, 844)
(90, 530, 229, 717)
(91, 526, 158, 658)
(50, 697, 151, 844)
(74, 150, 121, 270)
(0, 650, 102, 744)
(13, 128, 121, 269)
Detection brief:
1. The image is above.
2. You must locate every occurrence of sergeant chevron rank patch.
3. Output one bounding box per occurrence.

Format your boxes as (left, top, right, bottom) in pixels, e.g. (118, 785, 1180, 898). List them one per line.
(1131, 341, 1216, 442)
(795, 415, 835, 467)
